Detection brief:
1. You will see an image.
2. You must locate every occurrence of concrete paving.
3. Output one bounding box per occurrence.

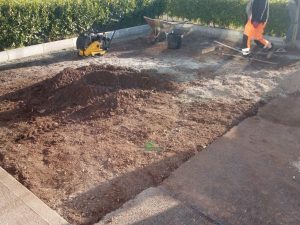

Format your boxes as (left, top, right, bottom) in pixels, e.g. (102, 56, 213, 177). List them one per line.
(98, 187, 214, 225)
(0, 167, 69, 225)
(97, 93, 300, 225)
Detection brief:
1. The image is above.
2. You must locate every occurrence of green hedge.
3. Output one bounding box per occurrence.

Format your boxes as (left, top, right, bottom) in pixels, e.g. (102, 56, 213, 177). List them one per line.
(0, 0, 166, 50)
(166, 0, 289, 37)
(0, 0, 290, 50)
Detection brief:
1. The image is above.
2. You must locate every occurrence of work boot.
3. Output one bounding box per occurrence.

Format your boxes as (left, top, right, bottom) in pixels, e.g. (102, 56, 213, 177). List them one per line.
(242, 48, 250, 57)
(242, 48, 253, 58)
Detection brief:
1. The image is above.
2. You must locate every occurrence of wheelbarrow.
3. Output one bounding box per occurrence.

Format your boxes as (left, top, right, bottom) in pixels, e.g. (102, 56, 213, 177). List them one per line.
(144, 16, 188, 48)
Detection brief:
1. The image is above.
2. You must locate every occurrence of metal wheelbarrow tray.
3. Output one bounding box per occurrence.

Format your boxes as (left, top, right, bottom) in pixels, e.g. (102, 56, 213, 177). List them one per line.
(144, 16, 187, 43)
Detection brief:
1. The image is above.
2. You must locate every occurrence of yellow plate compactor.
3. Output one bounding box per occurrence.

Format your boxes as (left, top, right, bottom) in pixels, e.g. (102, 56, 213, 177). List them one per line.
(76, 31, 115, 57)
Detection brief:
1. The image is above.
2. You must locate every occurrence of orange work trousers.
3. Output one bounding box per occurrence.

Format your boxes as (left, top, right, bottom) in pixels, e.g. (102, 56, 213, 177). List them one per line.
(243, 20, 269, 49)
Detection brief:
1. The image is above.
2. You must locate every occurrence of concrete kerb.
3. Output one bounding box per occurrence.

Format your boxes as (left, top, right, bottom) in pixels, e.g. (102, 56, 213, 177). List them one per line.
(107, 25, 151, 41)
(181, 24, 286, 48)
(43, 38, 75, 54)
(0, 167, 69, 225)
(6, 44, 44, 61)
(0, 25, 151, 64)
(0, 51, 9, 63)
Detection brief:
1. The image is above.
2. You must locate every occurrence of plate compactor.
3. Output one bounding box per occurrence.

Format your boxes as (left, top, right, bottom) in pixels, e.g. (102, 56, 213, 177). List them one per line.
(76, 31, 115, 57)
(76, 3, 124, 57)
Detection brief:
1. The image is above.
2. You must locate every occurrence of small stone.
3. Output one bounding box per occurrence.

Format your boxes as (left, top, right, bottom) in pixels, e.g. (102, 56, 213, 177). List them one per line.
(52, 122, 59, 127)
(38, 109, 46, 114)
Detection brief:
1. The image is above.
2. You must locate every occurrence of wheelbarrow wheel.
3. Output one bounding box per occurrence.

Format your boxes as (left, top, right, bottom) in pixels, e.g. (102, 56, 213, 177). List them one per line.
(157, 32, 167, 42)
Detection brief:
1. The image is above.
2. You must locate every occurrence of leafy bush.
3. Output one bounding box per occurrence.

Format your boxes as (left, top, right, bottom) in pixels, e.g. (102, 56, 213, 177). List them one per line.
(0, 0, 166, 50)
(166, 0, 289, 37)
(0, 0, 289, 50)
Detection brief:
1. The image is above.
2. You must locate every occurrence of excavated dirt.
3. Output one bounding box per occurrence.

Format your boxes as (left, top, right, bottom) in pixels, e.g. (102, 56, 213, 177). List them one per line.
(0, 65, 260, 224)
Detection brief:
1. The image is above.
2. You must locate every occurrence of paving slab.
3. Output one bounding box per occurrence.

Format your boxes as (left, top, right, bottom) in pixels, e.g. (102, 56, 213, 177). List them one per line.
(97, 187, 214, 225)
(163, 94, 300, 225)
(0, 167, 69, 225)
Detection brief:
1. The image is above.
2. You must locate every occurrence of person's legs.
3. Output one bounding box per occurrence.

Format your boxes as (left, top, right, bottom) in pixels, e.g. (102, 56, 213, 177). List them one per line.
(254, 40, 265, 48)
(257, 37, 272, 49)
(242, 34, 251, 49)
(253, 22, 272, 49)
(242, 34, 251, 55)
(242, 20, 253, 55)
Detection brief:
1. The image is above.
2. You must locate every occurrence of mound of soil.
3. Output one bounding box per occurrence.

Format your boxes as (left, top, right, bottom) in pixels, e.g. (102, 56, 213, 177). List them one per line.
(22, 65, 177, 119)
(0, 64, 258, 225)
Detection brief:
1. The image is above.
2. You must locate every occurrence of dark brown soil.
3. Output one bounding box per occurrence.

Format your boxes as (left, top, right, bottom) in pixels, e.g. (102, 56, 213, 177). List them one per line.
(0, 65, 258, 225)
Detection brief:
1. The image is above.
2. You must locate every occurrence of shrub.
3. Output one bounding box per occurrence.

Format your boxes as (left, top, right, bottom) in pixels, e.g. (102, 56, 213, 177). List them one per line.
(0, 0, 166, 50)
